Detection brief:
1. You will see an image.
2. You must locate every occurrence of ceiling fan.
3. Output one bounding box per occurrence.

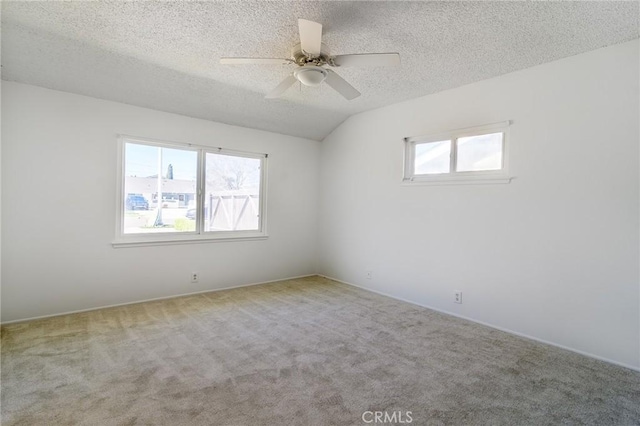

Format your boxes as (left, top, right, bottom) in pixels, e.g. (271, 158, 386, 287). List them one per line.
(220, 19, 400, 100)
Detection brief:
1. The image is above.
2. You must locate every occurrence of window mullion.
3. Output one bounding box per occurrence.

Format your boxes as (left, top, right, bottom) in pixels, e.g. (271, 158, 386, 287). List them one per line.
(450, 138, 457, 174)
(197, 149, 206, 235)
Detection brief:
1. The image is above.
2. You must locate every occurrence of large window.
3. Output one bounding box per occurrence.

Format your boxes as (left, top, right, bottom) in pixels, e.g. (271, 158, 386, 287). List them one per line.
(115, 136, 266, 246)
(403, 122, 510, 184)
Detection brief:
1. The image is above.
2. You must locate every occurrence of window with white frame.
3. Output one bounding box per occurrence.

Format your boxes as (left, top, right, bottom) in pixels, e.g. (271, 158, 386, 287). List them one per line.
(403, 121, 510, 184)
(115, 136, 266, 246)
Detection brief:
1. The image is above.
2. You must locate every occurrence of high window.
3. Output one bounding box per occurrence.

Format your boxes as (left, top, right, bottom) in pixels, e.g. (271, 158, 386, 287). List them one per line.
(115, 136, 266, 246)
(404, 122, 510, 184)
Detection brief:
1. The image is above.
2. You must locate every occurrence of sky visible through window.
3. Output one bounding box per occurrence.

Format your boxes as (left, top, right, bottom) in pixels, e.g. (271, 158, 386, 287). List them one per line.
(413, 132, 503, 175)
(456, 133, 502, 172)
(125, 143, 197, 180)
(414, 140, 451, 174)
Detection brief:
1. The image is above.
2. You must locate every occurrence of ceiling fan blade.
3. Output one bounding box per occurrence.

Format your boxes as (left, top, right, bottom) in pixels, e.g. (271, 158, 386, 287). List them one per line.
(332, 53, 400, 67)
(298, 19, 322, 57)
(325, 70, 360, 100)
(220, 57, 293, 65)
(265, 74, 297, 98)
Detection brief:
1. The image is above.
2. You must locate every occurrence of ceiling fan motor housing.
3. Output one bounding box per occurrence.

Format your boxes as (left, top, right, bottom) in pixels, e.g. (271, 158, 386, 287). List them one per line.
(291, 43, 331, 66)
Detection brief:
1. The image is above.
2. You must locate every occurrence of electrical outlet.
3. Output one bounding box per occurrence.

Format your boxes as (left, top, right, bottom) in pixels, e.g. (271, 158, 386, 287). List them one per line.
(191, 272, 199, 283)
(366, 270, 373, 280)
(454, 291, 462, 304)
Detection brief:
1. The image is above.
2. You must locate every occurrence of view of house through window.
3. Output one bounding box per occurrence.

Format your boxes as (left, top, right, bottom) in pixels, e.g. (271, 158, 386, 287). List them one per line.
(122, 139, 264, 238)
(123, 143, 198, 234)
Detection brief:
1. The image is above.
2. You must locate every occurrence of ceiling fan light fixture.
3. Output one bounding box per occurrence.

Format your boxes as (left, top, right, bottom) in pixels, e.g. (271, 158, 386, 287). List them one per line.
(294, 66, 328, 87)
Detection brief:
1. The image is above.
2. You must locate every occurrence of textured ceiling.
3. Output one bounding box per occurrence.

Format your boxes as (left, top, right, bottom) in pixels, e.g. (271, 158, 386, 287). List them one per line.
(2, 1, 638, 141)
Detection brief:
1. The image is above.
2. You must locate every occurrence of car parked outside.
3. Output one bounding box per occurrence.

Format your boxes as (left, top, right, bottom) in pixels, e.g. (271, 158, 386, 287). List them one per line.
(185, 207, 208, 220)
(126, 194, 149, 210)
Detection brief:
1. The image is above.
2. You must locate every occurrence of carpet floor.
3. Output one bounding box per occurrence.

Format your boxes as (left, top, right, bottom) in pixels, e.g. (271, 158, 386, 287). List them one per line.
(2, 276, 639, 425)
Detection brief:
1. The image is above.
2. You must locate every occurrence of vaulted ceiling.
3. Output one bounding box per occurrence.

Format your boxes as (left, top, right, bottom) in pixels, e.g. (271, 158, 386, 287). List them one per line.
(2, 1, 638, 141)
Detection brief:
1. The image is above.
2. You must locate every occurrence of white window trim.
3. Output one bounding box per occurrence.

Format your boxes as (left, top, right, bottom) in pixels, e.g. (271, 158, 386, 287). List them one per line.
(403, 121, 512, 186)
(113, 135, 268, 248)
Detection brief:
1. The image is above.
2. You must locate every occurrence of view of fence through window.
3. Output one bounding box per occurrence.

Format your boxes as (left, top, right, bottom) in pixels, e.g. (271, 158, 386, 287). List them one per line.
(205, 153, 261, 232)
(123, 141, 261, 235)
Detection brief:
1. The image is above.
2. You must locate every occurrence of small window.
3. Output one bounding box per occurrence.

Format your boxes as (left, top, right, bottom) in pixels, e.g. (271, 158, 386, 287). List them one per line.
(404, 122, 510, 184)
(115, 136, 267, 246)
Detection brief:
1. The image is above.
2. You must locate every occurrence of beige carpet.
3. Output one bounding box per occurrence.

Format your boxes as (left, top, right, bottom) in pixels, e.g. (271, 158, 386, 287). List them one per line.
(2, 276, 639, 425)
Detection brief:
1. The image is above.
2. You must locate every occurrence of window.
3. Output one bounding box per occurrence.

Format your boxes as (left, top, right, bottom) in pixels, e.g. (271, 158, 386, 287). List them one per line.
(115, 136, 267, 246)
(403, 121, 511, 184)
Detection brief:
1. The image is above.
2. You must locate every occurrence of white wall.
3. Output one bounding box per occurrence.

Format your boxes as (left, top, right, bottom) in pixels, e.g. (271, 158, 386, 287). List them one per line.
(3, 41, 639, 370)
(319, 40, 640, 369)
(1, 82, 320, 322)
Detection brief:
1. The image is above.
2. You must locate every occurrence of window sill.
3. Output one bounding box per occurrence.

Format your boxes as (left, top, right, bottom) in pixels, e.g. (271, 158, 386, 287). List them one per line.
(402, 176, 513, 186)
(112, 233, 268, 248)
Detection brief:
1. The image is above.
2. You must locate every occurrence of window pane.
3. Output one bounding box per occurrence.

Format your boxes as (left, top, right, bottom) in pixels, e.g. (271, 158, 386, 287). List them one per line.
(123, 143, 197, 234)
(414, 140, 451, 175)
(456, 132, 503, 172)
(205, 153, 261, 232)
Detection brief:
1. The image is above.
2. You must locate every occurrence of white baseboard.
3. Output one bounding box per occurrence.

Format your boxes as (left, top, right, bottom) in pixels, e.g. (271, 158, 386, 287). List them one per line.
(1, 274, 317, 325)
(6, 273, 639, 373)
(319, 274, 640, 373)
